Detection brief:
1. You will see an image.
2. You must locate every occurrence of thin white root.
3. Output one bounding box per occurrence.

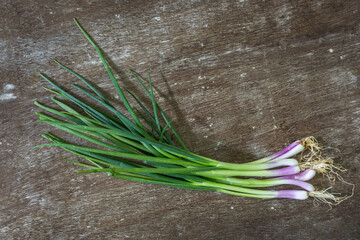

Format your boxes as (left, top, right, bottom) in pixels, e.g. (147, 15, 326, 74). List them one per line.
(299, 136, 355, 207)
(301, 136, 322, 154)
(309, 185, 355, 209)
(299, 136, 347, 184)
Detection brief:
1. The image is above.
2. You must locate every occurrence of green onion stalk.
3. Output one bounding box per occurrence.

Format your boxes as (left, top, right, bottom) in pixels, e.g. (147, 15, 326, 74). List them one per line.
(34, 19, 351, 203)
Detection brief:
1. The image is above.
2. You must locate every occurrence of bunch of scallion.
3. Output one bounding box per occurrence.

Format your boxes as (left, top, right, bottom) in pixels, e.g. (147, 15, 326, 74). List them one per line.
(35, 19, 348, 202)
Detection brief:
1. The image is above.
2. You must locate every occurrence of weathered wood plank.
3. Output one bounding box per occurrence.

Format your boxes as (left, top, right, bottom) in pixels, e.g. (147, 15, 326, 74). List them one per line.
(1, 0, 359, 239)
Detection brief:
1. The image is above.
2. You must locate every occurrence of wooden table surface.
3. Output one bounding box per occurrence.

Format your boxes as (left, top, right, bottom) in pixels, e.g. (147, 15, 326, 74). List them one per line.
(1, 0, 359, 239)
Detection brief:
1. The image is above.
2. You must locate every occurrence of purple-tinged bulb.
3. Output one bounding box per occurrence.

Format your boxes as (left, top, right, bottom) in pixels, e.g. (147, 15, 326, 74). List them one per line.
(269, 140, 303, 160)
(279, 179, 315, 192)
(276, 190, 308, 200)
(268, 166, 300, 177)
(267, 158, 298, 168)
(249, 140, 304, 165)
(272, 141, 304, 161)
(276, 169, 316, 181)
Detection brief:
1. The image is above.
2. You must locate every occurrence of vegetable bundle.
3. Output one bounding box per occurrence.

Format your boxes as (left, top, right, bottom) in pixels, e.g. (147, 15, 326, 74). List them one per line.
(35, 19, 350, 203)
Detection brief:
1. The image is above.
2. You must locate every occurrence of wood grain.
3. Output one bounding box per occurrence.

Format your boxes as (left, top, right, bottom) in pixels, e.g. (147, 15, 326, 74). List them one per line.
(1, 0, 359, 239)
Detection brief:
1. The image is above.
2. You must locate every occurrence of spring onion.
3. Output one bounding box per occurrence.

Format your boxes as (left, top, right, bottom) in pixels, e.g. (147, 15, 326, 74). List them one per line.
(34, 18, 353, 204)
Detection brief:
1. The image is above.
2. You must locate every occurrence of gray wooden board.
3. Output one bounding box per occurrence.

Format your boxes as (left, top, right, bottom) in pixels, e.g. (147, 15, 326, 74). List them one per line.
(1, 0, 359, 239)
